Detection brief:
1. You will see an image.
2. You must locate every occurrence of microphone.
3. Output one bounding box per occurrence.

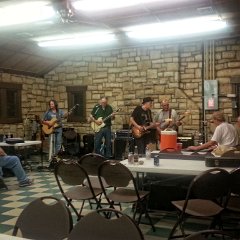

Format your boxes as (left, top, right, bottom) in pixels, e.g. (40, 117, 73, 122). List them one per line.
(76, 104, 79, 106)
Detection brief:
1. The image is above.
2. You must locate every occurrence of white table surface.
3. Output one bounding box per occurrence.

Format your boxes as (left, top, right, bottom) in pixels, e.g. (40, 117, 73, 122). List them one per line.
(0, 140, 41, 147)
(121, 158, 235, 175)
(0, 234, 30, 240)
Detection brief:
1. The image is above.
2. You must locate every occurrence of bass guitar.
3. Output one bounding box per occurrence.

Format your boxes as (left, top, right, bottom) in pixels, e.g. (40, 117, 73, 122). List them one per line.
(91, 108, 120, 133)
(42, 104, 79, 135)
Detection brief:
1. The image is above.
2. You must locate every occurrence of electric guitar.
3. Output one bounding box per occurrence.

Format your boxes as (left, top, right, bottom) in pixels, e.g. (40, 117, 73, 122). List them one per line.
(162, 115, 186, 131)
(132, 122, 159, 139)
(90, 108, 120, 133)
(42, 104, 79, 135)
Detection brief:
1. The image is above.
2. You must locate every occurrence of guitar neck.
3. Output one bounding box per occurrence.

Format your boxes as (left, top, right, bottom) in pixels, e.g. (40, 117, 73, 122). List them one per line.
(178, 116, 186, 121)
(102, 108, 120, 122)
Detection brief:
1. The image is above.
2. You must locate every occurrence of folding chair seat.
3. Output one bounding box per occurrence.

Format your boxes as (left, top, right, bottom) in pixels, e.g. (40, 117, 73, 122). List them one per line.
(98, 160, 155, 231)
(54, 160, 103, 220)
(12, 196, 73, 240)
(68, 208, 144, 240)
(168, 168, 230, 239)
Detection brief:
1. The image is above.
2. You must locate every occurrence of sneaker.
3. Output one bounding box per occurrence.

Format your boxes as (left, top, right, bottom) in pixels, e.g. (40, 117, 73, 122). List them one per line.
(19, 178, 34, 187)
(0, 178, 8, 190)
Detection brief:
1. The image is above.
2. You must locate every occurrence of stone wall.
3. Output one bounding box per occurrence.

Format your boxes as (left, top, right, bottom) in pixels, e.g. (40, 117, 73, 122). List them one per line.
(1, 37, 240, 140)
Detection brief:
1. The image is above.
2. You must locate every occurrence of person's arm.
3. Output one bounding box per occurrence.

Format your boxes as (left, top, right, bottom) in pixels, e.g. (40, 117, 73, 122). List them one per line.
(0, 147, 6, 156)
(187, 140, 217, 151)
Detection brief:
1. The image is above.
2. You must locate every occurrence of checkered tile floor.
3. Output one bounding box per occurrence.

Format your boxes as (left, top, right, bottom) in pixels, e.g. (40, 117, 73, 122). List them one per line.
(0, 166, 228, 240)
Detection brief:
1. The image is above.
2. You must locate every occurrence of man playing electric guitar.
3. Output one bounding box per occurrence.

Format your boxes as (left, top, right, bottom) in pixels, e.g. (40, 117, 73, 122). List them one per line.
(154, 99, 182, 131)
(130, 97, 159, 154)
(89, 96, 115, 158)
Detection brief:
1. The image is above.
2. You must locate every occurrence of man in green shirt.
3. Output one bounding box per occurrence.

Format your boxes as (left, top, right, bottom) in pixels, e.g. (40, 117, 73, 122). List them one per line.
(89, 97, 115, 158)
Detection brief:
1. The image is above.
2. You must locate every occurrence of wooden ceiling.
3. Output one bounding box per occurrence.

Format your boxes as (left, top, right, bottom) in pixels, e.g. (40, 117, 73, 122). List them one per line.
(0, 0, 239, 77)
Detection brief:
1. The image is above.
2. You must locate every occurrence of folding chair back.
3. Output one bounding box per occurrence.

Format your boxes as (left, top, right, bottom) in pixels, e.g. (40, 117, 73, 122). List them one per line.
(98, 160, 136, 188)
(55, 160, 87, 186)
(187, 168, 230, 201)
(68, 208, 144, 240)
(78, 153, 106, 175)
(229, 167, 240, 195)
(13, 196, 73, 240)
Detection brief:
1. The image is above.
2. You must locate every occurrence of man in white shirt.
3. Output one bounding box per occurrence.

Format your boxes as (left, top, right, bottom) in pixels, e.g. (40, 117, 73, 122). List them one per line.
(188, 111, 238, 151)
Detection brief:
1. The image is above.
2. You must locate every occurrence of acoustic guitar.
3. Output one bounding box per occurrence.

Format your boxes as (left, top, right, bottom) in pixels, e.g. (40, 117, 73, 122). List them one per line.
(90, 108, 120, 133)
(42, 104, 78, 135)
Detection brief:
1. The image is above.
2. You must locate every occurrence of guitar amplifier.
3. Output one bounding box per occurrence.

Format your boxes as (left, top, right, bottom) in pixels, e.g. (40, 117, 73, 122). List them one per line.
(5, 138, 24, 144)
(114, 137, 134, 160)
(116, 129, 132, 138)
(177, 136, 194, 148)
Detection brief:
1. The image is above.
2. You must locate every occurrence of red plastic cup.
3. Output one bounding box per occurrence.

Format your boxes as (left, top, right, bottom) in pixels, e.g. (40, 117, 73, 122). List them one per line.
(177, 142, 183, 151)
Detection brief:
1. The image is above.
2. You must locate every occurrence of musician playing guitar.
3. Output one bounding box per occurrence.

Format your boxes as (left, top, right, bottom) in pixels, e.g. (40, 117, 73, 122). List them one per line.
(154, 99, 183, 131)
(130, 97, 159, 154)
(42, 99, 68, 156)
(88, 96, 115, 158)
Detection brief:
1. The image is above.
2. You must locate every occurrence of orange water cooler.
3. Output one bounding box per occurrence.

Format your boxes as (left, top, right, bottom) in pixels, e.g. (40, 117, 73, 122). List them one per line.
(160, 129, 177, 151)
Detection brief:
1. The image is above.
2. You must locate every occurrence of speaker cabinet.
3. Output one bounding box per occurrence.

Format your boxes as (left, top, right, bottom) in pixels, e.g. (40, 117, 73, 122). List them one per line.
(114, 137, 134, 160)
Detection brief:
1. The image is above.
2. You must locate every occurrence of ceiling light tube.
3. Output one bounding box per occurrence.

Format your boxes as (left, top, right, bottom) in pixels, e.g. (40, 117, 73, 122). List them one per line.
(73, 0, 164, 11)
(124, 16, 227, 40)
(37, 32, 116, 47)
(0, 1, 55, 27)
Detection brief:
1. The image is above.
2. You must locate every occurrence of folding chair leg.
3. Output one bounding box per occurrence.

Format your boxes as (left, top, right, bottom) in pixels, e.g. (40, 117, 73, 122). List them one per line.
(168, 218, 181, 239)
(78, 200, 86, 219)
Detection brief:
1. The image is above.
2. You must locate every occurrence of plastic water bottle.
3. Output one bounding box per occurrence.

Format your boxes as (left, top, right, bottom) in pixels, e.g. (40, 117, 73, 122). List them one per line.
(133, 146, 139, 164)
(145, 147, 151, 160)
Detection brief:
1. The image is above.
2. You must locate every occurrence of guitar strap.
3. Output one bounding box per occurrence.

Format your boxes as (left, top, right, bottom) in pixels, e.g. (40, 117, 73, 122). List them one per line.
(169, 109, 172, 119)
(93, 105, 100, 117)
(146, 110, 152, 125)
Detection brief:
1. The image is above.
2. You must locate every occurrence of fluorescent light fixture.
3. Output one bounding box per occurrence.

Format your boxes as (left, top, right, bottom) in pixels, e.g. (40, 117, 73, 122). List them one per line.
(73, 0, 163, 11)
(0, 1, 55, 27)
(37, 31, 116, 47)
(124, 16, 227, 39)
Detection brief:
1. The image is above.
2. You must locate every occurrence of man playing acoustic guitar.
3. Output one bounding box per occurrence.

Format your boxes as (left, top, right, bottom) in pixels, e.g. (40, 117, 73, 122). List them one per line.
(130, 97, 159, 154)
(89, 96, 115, 158)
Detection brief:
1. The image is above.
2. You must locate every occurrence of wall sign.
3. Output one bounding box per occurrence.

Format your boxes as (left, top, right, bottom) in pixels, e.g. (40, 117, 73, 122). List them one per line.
(204, 80, 218, 110)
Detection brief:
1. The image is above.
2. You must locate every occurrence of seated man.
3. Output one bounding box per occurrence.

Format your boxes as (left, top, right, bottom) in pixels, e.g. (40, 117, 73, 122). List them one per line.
(188, 111, 238, 151)
(0, 147, 33, 188)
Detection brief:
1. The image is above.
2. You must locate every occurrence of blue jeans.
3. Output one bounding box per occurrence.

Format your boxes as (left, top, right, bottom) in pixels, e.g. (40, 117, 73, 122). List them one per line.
(50, 128, 62, 154)
(94, 126, 112, 158)
(0, 155, 28, 183)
